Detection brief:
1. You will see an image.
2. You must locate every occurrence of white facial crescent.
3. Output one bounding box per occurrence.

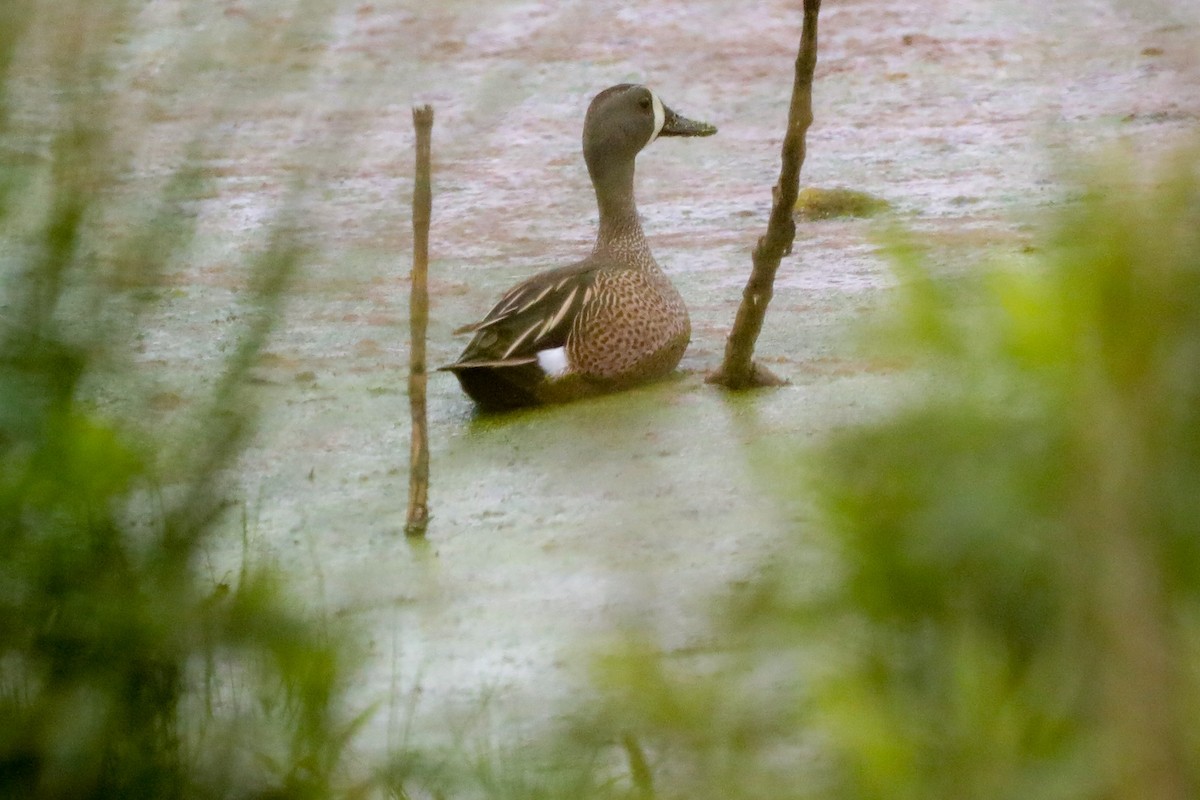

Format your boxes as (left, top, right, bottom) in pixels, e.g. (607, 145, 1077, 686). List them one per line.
(646, 91, 665, 145)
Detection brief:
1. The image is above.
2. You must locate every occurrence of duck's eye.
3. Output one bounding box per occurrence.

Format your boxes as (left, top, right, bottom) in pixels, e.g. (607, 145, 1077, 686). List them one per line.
(638, 95, 652, 111)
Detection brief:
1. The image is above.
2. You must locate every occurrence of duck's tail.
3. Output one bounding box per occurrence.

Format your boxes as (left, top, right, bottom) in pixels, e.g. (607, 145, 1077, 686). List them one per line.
(439, 359, 542, 411)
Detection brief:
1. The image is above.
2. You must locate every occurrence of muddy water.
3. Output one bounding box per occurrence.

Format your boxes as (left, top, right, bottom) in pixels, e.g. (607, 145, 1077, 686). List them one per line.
(124, 0, 1199, 749)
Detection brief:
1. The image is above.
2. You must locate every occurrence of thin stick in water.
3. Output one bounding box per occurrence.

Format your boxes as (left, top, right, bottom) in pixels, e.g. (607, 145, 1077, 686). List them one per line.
(707, 0, 821, 389)
(406, 104, 433, 537)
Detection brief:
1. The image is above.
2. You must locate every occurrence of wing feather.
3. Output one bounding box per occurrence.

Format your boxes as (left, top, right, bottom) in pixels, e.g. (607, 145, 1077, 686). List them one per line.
(450, 260, 599, 367)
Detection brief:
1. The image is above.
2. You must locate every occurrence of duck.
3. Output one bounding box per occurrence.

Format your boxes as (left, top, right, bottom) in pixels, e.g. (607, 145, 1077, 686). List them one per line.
(441, 83, 716, 411)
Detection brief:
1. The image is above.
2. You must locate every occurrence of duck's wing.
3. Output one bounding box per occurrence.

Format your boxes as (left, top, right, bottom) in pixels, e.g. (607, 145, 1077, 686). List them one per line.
(446, 260, 600, 367)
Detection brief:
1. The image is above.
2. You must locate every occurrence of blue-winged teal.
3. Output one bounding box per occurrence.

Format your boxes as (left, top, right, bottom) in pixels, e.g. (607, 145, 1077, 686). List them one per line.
(442, 84, 717, 411)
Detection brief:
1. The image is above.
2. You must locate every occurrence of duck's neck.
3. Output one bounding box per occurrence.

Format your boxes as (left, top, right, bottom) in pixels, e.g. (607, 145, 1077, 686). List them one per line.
(589, 158, 653, 263)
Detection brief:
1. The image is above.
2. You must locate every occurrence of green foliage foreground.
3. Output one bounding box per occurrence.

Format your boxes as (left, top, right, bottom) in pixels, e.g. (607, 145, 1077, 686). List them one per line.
(0, 3, 363, 799)
(806, 152, 1200, 800)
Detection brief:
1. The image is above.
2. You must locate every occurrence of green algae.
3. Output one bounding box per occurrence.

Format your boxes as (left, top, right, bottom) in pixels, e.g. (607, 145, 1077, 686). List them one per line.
(794, 186, 892, 219)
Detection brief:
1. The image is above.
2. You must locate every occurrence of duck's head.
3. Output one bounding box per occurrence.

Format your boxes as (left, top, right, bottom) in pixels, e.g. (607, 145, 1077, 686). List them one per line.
(582, 84, 716, 178)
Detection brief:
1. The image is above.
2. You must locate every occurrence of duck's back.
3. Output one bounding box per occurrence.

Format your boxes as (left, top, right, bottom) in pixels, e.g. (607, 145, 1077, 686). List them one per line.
(453, 259, 601, 363)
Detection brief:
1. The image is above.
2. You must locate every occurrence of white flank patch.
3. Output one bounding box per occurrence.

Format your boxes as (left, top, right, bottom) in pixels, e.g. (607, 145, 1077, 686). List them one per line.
(647, 91, 665, 145)
(536, 346, 570, 377)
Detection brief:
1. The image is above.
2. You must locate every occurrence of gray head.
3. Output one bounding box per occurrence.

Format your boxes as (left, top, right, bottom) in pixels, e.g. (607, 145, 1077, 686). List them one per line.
(582, 84, 716, 181)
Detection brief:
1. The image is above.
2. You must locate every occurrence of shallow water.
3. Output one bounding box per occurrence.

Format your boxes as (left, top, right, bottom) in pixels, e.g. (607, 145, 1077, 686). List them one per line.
(114, 0, 1199, 749)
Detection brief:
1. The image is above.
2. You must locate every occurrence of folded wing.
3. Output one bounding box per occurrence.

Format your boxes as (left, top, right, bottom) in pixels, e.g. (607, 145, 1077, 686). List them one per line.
(447, 261, 599, 368)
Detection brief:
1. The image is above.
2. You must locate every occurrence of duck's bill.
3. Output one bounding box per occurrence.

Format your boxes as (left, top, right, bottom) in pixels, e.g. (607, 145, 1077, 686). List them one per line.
(659, 106, 717, 137)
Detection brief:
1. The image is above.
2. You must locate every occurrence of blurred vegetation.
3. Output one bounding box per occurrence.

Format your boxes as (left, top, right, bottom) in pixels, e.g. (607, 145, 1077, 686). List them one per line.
(546, 146, 1200, 800)
(795, 146, 1200, 800)
(0, 2, 368, 798)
